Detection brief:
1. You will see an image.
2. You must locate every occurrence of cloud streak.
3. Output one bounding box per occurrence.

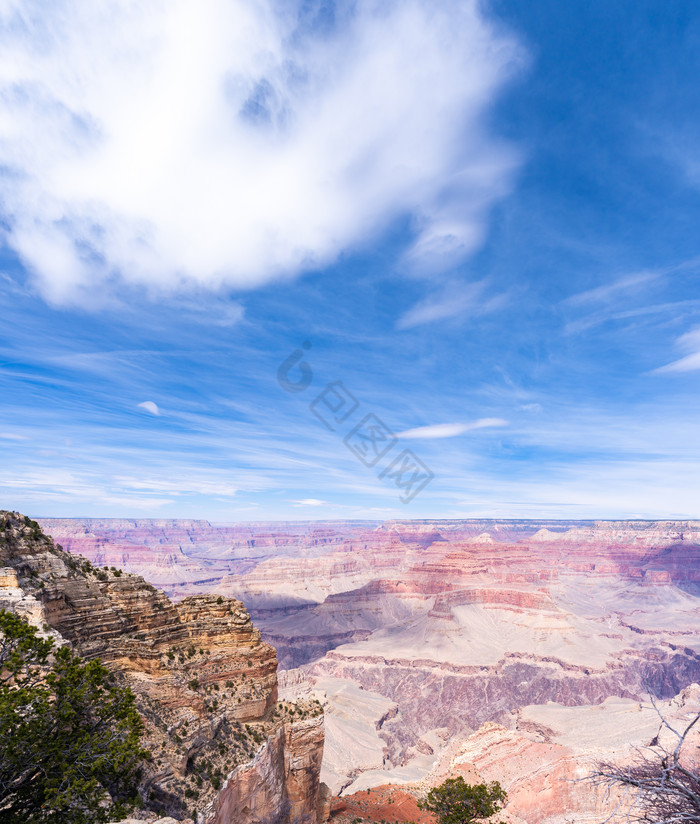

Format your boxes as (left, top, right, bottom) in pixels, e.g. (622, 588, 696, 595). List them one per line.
(396, 280, 508, 329)
(291, 498, 327, 507)
(564, 270, 661, 307)
(0, 0, 524, 306)
(655, 328, 700, 373)
(397, 418, 508, 439)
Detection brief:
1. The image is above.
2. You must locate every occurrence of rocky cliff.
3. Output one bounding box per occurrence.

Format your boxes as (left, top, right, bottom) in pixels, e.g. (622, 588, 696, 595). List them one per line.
(0, 511, 326, 824)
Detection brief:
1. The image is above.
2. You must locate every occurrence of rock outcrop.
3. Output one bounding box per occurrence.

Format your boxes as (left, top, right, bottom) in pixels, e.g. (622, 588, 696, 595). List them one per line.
(203, 716, 325, 824)
(0, 511, 327, 824)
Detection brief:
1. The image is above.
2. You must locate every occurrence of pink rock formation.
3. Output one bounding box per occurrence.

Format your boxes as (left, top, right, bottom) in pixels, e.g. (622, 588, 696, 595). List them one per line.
(438, 686, 700, 824)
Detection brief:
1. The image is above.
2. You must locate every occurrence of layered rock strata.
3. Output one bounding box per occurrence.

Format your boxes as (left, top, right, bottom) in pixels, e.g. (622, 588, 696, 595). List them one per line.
(0, 511, 326, 824)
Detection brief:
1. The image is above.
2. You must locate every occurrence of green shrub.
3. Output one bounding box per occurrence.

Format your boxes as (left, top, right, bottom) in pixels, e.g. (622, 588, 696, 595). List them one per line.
(0, 609, 147, 823)
(418, 778, 507, 824)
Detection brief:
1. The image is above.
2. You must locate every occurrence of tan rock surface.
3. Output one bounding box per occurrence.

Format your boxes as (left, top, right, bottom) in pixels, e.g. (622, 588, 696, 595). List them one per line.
(1, 511, 326, 824)
(203, 716, 326, 824)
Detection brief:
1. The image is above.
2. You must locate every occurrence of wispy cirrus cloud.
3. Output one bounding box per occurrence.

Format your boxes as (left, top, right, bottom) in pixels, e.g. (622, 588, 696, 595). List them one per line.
(291, 498, 327, 507)
(654, 328, 700, 373)
(564, 270, 661, 307)
(396, 280, 508, 329)
(563, 259, 700, 335)
(564, 299, 700, 336)
(114, 474, 239, 498)
(0, 0, 524, 306)
(397, 418, 508, 439)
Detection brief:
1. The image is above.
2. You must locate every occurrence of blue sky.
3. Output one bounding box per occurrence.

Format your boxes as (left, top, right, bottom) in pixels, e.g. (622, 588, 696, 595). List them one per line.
(1, 0, 700, 520)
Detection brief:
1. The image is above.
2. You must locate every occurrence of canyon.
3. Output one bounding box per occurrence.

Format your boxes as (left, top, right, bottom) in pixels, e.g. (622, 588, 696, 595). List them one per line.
(36, 515, 700, 823)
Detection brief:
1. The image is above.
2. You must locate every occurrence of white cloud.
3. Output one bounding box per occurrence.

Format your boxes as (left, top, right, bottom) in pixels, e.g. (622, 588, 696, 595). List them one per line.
(291, 498, 327, 507)
(0, 0, 524, 305)
(564, 271, 660, 307)
(0, 432, 28, 440)
(564, 299, 700, 336)
(137, 401, 160, 415)
(397, 418, 508, 439)
(563, 259, 700, 336)
(658, 351, 700, 373)
(655, 328, 700, 373)
(115, 474, 239, 498)
(397, 280, 484, 329)
(396, 279, 509, 329)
